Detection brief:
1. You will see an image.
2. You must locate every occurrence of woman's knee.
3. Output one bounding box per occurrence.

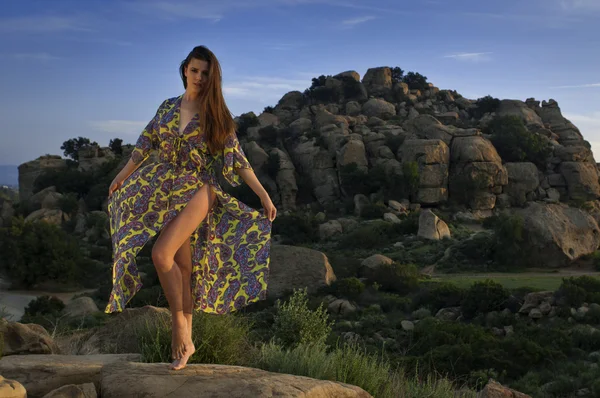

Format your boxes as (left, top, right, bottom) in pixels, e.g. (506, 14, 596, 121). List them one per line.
(151, 245, 174, 270)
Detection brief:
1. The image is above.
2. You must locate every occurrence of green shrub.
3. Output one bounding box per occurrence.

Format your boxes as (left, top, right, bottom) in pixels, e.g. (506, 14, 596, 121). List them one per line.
(333, 277, 365, 300)
(61, 137, 98, 161)
(472, 95, 500, 118)
(304, 75, 341, 104)
(272, 212, 319, 244)
(361, 203, 388, 219)
(338, 75, 366, 100)
(487, 213, 526, 267)
(412, 282, 466, 313)
(58, 193, 79, 216)
(236, 113, 260, 137)
(436, 232, 494, 272)
(0, 218, 83, 287)
(402, 72, 428, 91)
(449, 172, 489, 206)
(108, 138, 123, 155)
(366, 262, 419, 295)
(338, 217, 418, 250)
(402, 161, 420, 201)
(487, 115, 552, 168)
(557, 276, 600, 307)
(273, 288, 333, 348)
(23, 295, 65, 317)
(263, 106, 274, 114)
(339, 163, 379, 197)
(138, 311, 253, 366)
(391, 67, 404, 83)
(461, 280, 510, 319)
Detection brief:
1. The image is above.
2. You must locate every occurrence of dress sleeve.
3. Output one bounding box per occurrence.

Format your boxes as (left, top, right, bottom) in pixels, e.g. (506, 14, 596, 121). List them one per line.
(131, 100, 166, 165)
(222, 132, 253, 187)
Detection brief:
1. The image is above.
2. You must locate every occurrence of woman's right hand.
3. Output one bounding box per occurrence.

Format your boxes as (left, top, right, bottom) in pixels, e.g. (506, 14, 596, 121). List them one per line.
(108, 177, 124, 198)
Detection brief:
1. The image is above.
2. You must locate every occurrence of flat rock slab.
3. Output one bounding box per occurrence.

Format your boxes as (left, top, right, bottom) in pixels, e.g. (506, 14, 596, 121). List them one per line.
(101, 362, 373, 398)
(0, 354, 140, 398)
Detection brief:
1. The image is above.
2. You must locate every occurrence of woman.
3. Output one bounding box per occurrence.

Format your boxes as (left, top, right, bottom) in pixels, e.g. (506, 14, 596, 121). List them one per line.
(105, 45, 276, 371)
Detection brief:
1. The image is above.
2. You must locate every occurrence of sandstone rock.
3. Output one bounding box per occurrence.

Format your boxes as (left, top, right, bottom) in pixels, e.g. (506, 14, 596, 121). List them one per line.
(560, 162, 600, 200)
(0, 321, 60, 356)
(362, 67, 392, 97)
(289, 118, 313, 136)
(495, 100, 544, 130)
(450, 136, 502, 164)
(319, 220, 343, 240)
(0, 375, 26, 398)
(387, 200, 408, 214)
(78, 147, 116, 173)
(403, 115, 453, 144)
(519, 291, 554, 314)
(435, 307, 461, 322)
(477, 379, 531, 398)
(337, 218, 359, 233)
(360, 254, 393, 271)
(290, 142, 339, 205)
(354, 194, 370, 217)
(337, 140, 368, 172)
(529, 308, 543, 319)
(417, 209, 450, 240)
(258, 112, 279, 128)
(277, 91, 305, 110)
(400, 320, 414, 331)
(504, 163, 540, 206)
(271, 148, 298, 211)
(328, 299, 357, 315)
(30, 186, 60, 210)
(268, 245, 337, 298)
(100, 361, 372, 398)
(383, 213, 401, 224)
(334, 70, 360, 82)
(42, 383, 97, 398)
(24, 208, 67, 226)
(398, 139, 449, 165)
(345, 101, 361, 116)
(0, 354, 140, 398)
(361, 98, 396, 119)
(63, 297, 99, 318)
(18, 156, 68, 201)
(516, 202, 600, 267)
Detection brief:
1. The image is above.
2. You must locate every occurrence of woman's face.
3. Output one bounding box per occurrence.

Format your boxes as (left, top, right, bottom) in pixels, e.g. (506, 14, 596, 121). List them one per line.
(184, 58, 209, 93)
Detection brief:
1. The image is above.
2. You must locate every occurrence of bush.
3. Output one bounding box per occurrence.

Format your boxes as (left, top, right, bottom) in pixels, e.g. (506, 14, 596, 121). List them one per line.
(472, 95, 500, 118)
(360, 203, 388, 219)
(61, 137, 98, 161)
(402, 72, 428, 91)
(272, 212, 319, 244)
(236, 113, 260, 137)
(332, 277, 365, 300)
(402, 161, 420, 201)
(23, 295, 65, 317)
(0, 218, 83, 287)
(304, 75, 341, 104)
(461, 280, 510, 319)
(338, 75, 366, 100)
(263, 106, 274, 114)
(487, 213, 526, 267)
(58, 193, 79, 216)
(556, 276, 600, 307)
(487, 115, 552, 168)
(338, 217, 418, 250)
(412, 282, 466, 313)
(391, 67, 404, 83)
(273, 288, 333, 348)
(108, 138, 123, 155)
(366, 262, 419, 295)
(339, 163, 379, 198)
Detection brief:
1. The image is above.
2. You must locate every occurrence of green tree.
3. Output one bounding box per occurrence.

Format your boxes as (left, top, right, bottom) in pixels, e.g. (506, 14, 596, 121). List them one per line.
(60, 137, 98, 161)
(109, 138, 123, 155)
(391, 66, 404, 82)
(402, 72, 428, 90)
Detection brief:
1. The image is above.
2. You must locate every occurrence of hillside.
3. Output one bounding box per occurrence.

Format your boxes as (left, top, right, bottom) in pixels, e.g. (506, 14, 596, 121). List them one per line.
(4, 66, 600, 398)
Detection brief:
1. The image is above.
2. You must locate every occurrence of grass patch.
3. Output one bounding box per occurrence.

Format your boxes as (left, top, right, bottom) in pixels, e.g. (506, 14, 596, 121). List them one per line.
(436, 274, 600, 291)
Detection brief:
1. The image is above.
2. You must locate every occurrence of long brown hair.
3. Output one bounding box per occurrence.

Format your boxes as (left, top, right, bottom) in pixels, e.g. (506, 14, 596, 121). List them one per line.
(179, 46, 235, 155)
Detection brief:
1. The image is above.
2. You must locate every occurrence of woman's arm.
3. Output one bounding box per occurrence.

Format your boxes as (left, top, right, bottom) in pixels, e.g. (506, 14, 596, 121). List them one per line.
(236, 167, 277, 221)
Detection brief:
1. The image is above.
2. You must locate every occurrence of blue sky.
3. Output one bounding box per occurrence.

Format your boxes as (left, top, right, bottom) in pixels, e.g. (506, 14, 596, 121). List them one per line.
(1, 0, 599, 165)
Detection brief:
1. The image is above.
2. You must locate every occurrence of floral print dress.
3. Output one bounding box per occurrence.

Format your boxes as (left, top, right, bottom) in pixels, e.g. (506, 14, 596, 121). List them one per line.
(105, 95, 271, 315)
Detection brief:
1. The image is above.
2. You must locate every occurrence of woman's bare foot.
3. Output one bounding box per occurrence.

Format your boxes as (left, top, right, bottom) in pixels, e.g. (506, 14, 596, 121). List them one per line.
(171, 321, 188, 361)
(170, 338, 195, 370)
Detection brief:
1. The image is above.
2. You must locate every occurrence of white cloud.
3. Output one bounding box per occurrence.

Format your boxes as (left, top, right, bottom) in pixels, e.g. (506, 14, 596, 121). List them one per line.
(8, 53, 61, 61)
(0, 16, 92, 33)
(550, 83, 600, 89)
(560, 0, 600, 11)
(223, 76, 308, 100)
(443, 52, 493, 62)
(89, 120, 148, 135)
(342, 16, 376, 26)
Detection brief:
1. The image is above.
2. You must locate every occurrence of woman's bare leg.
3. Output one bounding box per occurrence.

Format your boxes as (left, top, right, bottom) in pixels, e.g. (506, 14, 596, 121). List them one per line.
(152, 184, 215, 370)
(174, 238, 193, 341)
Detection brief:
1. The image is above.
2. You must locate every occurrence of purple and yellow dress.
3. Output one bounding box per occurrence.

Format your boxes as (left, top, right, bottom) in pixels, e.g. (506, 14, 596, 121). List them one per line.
(105, 95, 271, 315)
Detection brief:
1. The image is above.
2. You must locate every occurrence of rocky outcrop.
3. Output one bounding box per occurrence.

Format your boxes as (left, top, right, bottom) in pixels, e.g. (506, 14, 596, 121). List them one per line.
(362, 67, 392, 98)
(101, 362, 372, 398)
(0, 375, 26, 398)
(504, 163, 540, 206)
(417, 209, 451, 240)
(0, 320, 60, 356)
(24, 208, 68, 226)
(478, 379, 531, 398)
(496, 99, 544, 130)
(42, 383, 97, 398)
(516, 202, 600, 267)
(77, 146, 116, 173)
(399, 139, 449, 204)
(268, 245, 337, 298)
(18, 155, 67, 201)
(0, 354, 140, 398)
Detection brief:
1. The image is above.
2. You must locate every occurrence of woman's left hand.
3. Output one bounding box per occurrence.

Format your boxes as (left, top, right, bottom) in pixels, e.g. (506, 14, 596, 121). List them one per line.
(261, 195, 277, 222)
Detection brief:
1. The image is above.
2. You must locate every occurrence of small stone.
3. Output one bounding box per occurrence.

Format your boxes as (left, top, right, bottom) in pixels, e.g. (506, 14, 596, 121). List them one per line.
(401, 320, 414, 331)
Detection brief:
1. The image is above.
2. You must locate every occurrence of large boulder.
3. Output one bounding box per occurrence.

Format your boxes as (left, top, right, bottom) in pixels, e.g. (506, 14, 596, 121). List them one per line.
(535, 99, 585, 143)
(78, 147, 116, 173)
(268, 245, 337, 298)
(0, 354, 140, 398)
(100, 361, 372, 398)
(42, 383, 97, 398)
(515, 202, 600, 268)
(270, 148, 298, 212)
(289, 141, 340, 205)
(559, 162, 600, 200)
(362, 67, 392, 97)
(403, 115, 453, 145)
(361, 98, 396, 119)
(336, 139, 368, 172)
(63, 297, 100, 318)
(24, 208, 68, 226)
(0, 320, 60, 356)
(18, 155, 68, 201)
(504, 163, 540, 206)
(417, 209, 451, 240)
(0, 376, 26, 398)
(478, 379, 531, 398)
(495, 99, 544, 130)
